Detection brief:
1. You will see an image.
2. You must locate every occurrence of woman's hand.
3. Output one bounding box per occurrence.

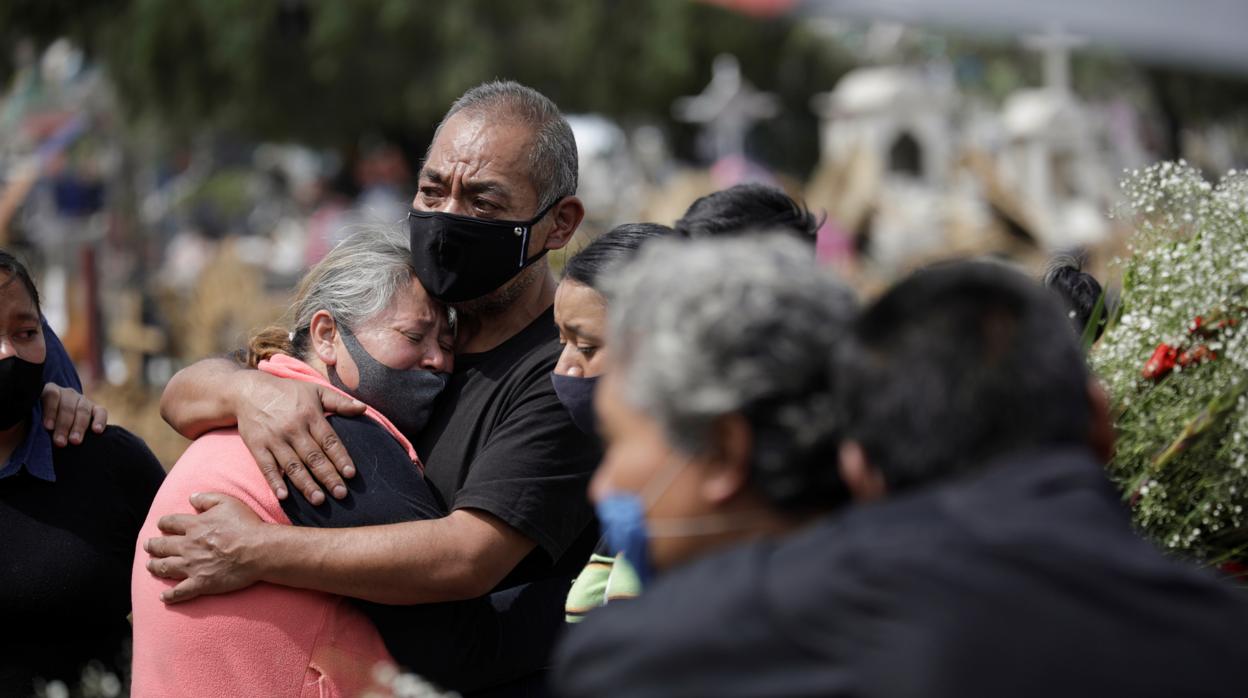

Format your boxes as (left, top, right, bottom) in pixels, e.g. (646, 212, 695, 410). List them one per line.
(40, 384, 107, 447)
(145, 492, 267, 604)
(231, 370, 366, 504)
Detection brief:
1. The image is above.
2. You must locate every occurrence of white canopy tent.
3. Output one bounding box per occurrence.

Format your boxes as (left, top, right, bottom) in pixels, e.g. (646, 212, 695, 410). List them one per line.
(796, 0, 1248, 75)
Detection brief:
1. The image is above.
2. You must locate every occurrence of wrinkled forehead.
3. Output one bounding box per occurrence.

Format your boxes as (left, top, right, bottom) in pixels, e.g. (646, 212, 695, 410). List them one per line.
(421, 111, 541, 203)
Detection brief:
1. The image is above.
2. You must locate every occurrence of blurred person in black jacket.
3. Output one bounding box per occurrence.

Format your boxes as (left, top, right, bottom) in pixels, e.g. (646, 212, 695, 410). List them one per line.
(555, 260, 1248, 698)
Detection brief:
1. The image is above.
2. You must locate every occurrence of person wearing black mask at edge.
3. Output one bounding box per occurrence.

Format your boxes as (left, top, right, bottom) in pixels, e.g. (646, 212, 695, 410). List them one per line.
(145, 81, 600, 696)
(554, 260, 1248, 698)
(8, 249, 116, 488)
(0, 249, 166, 695)
(675, 183, 819, 244)
(551, 222, 677, 621)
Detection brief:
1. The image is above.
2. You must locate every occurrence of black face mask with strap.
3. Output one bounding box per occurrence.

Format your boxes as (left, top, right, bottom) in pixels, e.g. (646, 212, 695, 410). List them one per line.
(0, 355, 44, 431)
(407, 197, 563, 304)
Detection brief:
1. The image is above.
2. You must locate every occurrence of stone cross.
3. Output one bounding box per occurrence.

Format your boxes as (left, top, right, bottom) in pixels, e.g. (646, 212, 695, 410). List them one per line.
(673, 54, 780, 161)
(1023, 26, 1087, 93)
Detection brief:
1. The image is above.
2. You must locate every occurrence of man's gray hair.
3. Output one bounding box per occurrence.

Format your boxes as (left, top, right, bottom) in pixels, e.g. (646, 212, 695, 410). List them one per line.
(435, 80, 578, 212)
(605, 234, 856, 464)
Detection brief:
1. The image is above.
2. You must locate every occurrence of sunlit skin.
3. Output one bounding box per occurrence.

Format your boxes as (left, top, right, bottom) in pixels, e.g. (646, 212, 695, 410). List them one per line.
(553, 279, 609, 378)
(305, 278, 456, 387)
(0, 272, 47, 462)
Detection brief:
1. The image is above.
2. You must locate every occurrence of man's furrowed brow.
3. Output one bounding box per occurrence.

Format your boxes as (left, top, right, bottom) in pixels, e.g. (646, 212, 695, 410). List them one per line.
(417, 169, 510, 201)
(462, 179, 512, 201)
(418, 166, 446, 184)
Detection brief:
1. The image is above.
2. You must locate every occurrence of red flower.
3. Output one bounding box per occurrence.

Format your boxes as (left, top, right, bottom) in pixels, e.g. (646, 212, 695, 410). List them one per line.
(1143, 343, 1180, 380)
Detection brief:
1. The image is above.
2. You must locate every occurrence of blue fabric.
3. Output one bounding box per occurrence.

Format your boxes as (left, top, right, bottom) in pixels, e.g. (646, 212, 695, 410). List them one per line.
(0, 320, 80, 482)
(41, 317, 82, 392)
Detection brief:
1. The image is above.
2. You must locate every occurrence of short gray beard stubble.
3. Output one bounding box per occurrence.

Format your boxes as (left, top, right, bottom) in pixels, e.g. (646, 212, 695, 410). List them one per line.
(451, 258, 545, 322)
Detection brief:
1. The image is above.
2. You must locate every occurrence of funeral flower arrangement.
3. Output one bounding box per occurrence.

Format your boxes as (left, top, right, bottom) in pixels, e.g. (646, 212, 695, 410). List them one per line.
(1091, 161, 1248, 566)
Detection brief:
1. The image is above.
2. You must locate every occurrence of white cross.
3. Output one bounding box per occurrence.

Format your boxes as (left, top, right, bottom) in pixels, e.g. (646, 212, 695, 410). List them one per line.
(1022, 25, 1087, 93)
(673, 54, 780, 160)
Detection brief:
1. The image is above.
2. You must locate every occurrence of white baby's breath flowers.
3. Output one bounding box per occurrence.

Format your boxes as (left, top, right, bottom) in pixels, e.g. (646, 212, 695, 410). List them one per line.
(1091, 162, 1248, 566)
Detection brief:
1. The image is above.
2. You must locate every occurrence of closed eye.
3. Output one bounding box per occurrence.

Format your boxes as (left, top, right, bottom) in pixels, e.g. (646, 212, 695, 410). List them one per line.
(419, 185, 444, 203)
(474, 198, 499, 212)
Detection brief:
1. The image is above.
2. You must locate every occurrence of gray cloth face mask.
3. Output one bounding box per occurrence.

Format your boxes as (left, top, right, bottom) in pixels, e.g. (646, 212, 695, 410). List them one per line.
(327, 325, 451, 440)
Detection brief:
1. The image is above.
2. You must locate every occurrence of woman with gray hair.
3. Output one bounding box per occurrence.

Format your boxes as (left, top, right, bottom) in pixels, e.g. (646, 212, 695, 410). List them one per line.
(578, 233, 856, 588)
(131, 226, 454, 696)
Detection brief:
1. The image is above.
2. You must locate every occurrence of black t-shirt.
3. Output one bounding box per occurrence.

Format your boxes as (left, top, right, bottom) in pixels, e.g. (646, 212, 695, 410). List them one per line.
(554, 449, 1248, 698)
(281, 414, 445, 527)
(415, 306, 601, 588)
(283, 414, 576, 694)
(0, 426, 165, 696)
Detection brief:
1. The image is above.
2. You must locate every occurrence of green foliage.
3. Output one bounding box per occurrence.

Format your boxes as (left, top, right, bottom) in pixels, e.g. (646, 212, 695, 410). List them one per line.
(0, 0, 848, 171)
(1090, 162, 1248, 565)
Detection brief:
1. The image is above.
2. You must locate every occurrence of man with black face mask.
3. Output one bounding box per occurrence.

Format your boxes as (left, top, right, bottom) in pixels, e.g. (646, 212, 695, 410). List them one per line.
(149, 81, 600, 694)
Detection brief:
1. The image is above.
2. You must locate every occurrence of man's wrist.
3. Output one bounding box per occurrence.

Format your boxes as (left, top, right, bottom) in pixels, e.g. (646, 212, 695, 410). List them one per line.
(248, 521, 322, 589)
(241, 518, 283, 583)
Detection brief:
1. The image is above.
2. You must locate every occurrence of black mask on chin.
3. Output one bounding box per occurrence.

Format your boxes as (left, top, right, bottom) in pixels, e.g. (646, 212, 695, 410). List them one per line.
(0, 355, 45, 431)
(407, 197, 564, 304)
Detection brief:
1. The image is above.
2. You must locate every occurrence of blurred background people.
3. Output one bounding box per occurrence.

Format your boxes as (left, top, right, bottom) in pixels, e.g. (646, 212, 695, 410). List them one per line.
(555, 233, 856, 666)
(557, 259, 1248, 698)
(0, 249, 165, 695)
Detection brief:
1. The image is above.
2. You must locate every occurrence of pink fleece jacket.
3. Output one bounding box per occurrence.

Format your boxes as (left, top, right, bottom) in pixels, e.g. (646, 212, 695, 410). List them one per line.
(131, 355, 421, 697)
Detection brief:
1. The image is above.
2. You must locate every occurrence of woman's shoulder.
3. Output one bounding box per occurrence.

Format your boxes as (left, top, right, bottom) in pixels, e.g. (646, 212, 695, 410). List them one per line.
(326, 414, 411, 458)
(284, 414, 442, 528)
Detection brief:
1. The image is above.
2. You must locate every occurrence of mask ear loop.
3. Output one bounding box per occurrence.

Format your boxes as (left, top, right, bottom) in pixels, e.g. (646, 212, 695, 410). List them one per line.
(517, 225, 531, 267)
(637, 449, 695, 509)
(516, 194, 568, 267)
(593, 449, 693, 553)
(630, 440, 779, 540)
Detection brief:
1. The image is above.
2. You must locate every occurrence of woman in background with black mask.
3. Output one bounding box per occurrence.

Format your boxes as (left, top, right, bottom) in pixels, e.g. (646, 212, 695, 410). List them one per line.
(0, 249, 166, 695)
(553, 223, 675, 433)
(553, 222, 676, 621)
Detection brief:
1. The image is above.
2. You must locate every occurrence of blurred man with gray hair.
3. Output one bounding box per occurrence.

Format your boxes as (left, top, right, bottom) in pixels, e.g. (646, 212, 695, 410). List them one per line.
(553, 234, 857, 691)
(556, 259, 1248, 698)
